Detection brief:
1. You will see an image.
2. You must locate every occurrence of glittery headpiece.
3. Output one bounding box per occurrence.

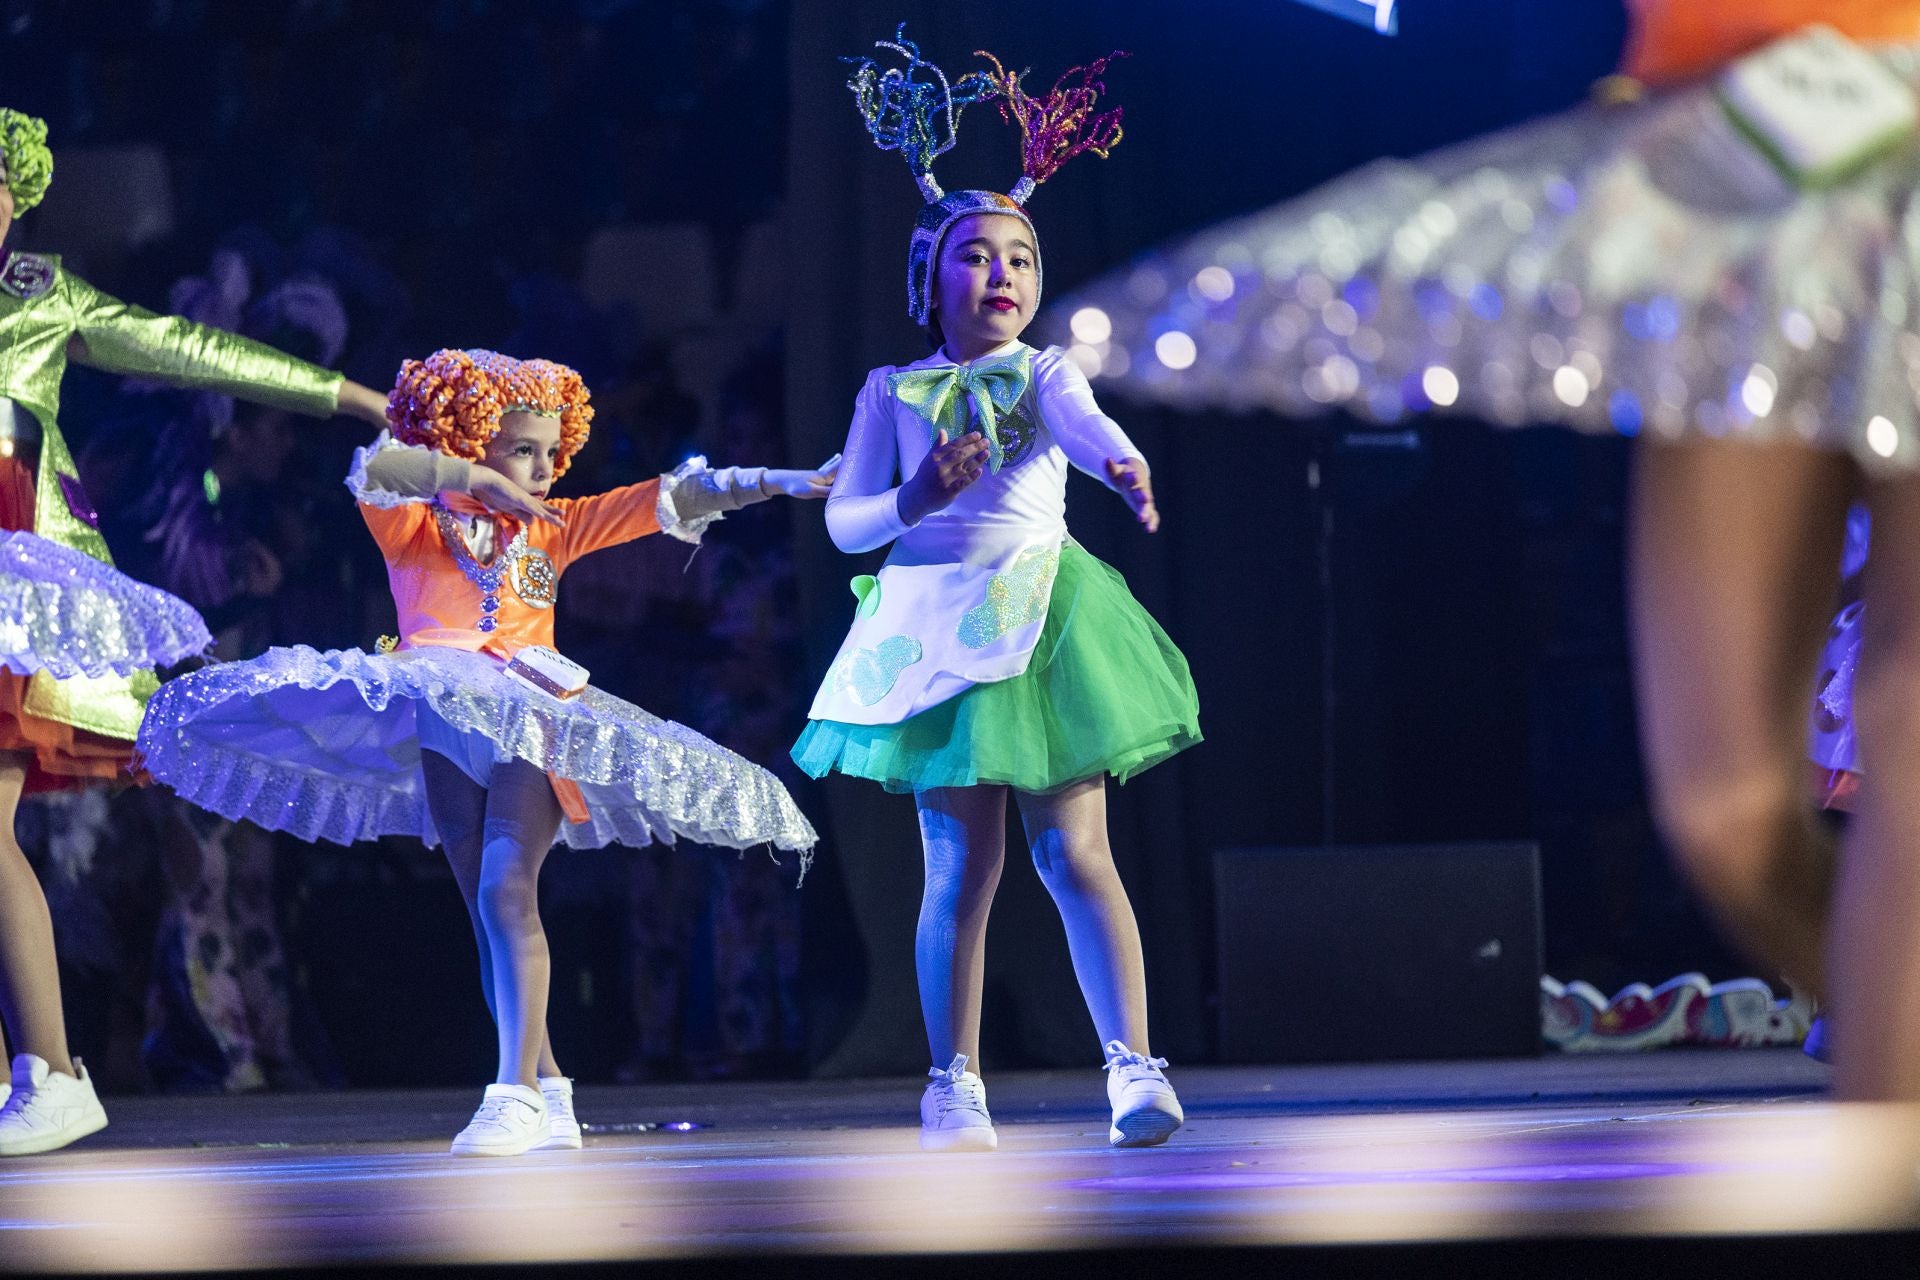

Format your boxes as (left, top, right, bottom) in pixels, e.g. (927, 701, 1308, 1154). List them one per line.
(387, 349, 594, 478)
(0, 108, 54, 216)
(845, 29, 1126, 324)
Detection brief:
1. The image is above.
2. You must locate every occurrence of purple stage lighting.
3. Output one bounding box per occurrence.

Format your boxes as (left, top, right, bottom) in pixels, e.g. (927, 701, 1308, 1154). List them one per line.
(1287, 0, 1398, 34)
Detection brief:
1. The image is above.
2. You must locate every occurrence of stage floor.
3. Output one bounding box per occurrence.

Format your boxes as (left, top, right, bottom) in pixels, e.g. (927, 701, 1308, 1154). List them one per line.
(4, 1050, 1917, 1276)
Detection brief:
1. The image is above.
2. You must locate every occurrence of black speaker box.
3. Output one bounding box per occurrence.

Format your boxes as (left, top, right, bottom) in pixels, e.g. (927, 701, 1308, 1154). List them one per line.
(1214, 843, 1543, 1063)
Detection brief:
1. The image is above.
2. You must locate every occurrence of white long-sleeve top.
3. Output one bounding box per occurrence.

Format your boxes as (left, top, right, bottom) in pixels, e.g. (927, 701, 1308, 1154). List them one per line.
(807, 340, 1145, 726)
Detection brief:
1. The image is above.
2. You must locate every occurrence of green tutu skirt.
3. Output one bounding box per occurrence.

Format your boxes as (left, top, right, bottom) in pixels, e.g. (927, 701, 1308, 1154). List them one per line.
(792, 542, 1201, 794)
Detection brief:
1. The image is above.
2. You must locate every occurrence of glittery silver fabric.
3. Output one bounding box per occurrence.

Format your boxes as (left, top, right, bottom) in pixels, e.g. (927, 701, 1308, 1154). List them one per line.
(1058, 43, 1920, 472)
(136, 644, 817, 863)
(0, 531, 211, 678)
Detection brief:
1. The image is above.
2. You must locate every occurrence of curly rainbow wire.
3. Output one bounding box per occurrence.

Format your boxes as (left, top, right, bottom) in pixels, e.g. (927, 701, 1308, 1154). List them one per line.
(0, 108, 54, 215)
(845, 25, 993, 200)
(974, 50, 1127, 200)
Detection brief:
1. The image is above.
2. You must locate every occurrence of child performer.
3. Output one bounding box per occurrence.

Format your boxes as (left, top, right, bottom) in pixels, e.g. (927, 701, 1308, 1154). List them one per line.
(1065, 1, 1920, 1098)
(0, 107, 390, 1156)
(140, 348, 832, 1155)
(792, 31, 1201, 1152)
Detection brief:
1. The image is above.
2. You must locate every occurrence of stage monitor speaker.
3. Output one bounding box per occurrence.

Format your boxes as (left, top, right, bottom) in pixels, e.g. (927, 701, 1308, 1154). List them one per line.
(1214, 843, 1542, 1064)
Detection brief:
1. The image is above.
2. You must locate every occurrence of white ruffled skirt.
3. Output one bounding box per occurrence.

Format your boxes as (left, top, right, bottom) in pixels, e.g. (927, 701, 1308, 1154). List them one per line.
(135, 643, 817, 860)
(0, 531, 211, 679)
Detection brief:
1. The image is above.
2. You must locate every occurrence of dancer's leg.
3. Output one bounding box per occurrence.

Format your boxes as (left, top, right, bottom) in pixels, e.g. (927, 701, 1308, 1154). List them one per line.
(0, 753, 74, 1074)
(1016, 777, 1149, 1054)
(423, 751, 563, 1079)
(1831, 468, 1920, 1098)
(473, 760, 564, 1088)
(914, 785, 1008, 1067)
(1630, 438, 1853, 995)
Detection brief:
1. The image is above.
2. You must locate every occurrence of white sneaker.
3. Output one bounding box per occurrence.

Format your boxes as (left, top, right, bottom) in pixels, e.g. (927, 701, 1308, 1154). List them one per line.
(450, 1083, 548, 1157)
(532, 1075, 582, 1151)
(0, 1054, 109, 1156)
(1104, 1040, 1183, 1148)
(920, 1053, 997, 1152)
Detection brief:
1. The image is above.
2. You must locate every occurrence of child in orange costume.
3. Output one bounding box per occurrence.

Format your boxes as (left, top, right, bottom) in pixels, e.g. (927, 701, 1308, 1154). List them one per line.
(140, 348, 834, 1155)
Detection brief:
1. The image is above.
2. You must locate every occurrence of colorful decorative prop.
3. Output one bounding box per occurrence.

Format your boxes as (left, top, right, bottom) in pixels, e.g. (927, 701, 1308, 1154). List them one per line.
(975, 50, 1126, 204)
(845, 26, 1126, 324)
(1542, 974, 1814, 1052)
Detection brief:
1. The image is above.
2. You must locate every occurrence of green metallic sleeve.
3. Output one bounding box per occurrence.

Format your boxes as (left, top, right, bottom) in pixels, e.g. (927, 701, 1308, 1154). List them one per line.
(62, 273, 344, 419)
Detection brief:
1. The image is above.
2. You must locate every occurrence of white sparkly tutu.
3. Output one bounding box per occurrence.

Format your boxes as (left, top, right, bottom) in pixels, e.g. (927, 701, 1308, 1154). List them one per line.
(0, 531, 211, 679)
(135, 643, 817, 858)
(1064, 43, 1920, 472)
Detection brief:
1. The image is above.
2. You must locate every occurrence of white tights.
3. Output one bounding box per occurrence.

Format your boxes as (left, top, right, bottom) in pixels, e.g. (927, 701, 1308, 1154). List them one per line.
(914, 776, 1150, 1070)
(422, 752, 564, 1086)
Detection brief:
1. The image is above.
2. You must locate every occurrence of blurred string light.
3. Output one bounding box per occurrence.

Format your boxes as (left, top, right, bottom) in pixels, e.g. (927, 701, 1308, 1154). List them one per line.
(1155, 331, 1198, 371)
(1285, 0, 1398, 35)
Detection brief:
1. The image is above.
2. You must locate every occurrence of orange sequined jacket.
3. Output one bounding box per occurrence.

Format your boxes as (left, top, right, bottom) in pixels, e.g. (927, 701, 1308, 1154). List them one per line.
(361, 484, 668, 659)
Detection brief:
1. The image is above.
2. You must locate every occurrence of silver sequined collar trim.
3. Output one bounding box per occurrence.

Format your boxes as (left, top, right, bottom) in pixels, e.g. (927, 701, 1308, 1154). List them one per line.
(432, 502, 533, 634)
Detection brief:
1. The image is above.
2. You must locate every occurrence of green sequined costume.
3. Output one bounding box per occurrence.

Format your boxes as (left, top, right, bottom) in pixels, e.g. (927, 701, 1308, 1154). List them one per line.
(0, 250, 343, 743)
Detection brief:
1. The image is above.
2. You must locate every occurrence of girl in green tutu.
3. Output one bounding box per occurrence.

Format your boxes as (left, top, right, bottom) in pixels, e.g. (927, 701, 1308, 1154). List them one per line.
(792, 29, 1200, 1151)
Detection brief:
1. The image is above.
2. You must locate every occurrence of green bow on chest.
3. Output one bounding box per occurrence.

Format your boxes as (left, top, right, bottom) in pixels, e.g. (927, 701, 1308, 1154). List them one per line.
(887, 347, 1032, 473)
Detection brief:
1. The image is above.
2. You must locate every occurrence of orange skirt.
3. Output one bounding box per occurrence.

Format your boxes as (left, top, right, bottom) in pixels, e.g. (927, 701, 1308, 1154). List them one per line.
(0, 454, 135, 793)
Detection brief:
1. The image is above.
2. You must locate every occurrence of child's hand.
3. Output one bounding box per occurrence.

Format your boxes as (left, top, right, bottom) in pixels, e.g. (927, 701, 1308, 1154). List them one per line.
(1105, 457, 1160, 533)
(760, 454, 842, 500)
(898, 431, 989, 525)
(469, 468, 564, 526)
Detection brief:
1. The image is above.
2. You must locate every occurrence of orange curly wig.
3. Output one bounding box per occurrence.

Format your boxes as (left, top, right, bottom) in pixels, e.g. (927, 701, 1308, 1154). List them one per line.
(385, 349, 594, 478)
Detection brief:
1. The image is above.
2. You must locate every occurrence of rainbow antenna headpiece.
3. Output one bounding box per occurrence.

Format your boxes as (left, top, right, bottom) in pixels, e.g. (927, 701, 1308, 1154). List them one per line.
(845, 27, 1126, 324)
(0, 108, 54, 216)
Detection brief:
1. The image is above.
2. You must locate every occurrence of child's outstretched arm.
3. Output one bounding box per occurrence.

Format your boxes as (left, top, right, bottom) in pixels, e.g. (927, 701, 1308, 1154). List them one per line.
(350, 433, 561, 524)
(63, 274, 390, 428)
(677, 454, 842, 511)
(553, 455, 841, 561)
(1043, 352, 1160, 533)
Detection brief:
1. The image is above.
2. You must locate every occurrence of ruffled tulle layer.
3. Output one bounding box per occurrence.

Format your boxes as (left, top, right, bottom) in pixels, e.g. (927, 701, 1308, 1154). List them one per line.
(793, 544, 1201, 794)
(0, 531, 210, 678)
(137, 643, 816, 859)
(1066, 43, 1920, 472)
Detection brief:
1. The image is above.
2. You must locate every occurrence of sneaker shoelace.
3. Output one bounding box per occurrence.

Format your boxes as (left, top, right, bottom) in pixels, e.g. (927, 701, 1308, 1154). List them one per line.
(927, 1054, 988, 1119)
(1103, 1040, 1170, 1079)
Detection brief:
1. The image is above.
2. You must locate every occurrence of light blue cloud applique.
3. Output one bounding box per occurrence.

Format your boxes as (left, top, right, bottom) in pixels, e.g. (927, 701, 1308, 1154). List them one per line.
(831, 635, 924, 706)
(957, 548, 1060, 650)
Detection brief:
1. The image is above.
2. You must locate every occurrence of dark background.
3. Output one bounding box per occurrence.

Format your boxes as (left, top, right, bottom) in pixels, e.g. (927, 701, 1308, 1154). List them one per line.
(2, 0, 1746, 1087)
